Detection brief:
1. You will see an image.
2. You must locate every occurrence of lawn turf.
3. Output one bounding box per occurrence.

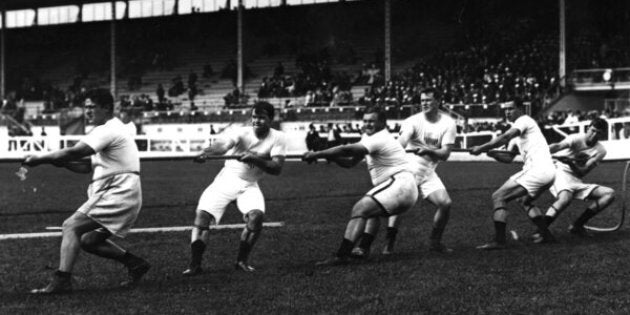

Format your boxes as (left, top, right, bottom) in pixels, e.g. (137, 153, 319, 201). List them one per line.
(1, 160, 630, 313)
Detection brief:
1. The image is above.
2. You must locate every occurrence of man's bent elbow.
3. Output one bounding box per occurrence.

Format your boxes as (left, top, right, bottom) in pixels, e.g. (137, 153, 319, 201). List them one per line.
(441, 151, 451, 161)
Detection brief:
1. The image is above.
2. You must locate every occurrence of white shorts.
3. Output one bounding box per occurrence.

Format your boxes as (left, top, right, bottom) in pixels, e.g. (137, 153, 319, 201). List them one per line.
(197, 169, 265, 224)
(78, 172, 142, 238)
(550, 169, 598, 200)
(416, 171, 446, 199)
(510, 166, 555, 197)
(366, 171, 418, 215)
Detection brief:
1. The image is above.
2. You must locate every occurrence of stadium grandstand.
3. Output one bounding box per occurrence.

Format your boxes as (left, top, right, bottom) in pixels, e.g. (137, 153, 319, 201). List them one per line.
(0, 0, 629, 158)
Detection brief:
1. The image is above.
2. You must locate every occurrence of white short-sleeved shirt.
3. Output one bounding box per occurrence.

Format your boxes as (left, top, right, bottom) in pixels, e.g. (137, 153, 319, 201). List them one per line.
(553, 133, 606, 176)
(359, 129, 412, 186)
(507, 137, 520, 153)
(222, 127, 287, 182)
(122, 121, 138, 136)
(399, 111, 456, 175)
(82, 117, 140, 180)
(512, 115, 554, 171)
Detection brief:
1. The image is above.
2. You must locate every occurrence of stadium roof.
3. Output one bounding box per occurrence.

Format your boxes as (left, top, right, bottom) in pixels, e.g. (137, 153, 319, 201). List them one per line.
(1, 0, 95, 11)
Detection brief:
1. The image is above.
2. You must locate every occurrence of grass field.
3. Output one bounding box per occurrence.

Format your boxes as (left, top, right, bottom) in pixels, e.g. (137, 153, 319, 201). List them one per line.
(1, 159, 630, 314)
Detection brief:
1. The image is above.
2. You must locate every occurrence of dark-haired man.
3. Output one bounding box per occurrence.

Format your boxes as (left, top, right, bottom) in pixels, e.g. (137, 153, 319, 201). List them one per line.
(24, 88, 149, 293)
(537, 118, 615, 237)
(352, 88, 457, 257)
(303, 107, 418, 265)
(470, 100, 556, 250)
(183, 102, 287, 275)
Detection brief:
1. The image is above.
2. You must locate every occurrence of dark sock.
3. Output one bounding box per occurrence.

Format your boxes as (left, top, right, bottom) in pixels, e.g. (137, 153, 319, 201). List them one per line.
(358, 233, 375, 250)
(336, 238, 355, 258)
(237, 241, 251, 262)
(529, 215, 548, 231)
(115, 251, 143, 267)
(430, 226, 444, 242)
(544, 215, 556, 226)
(54, 270, 71, 278)
(494, 221, 506, 244)
(190, 240, 206, 266)
(385, 227, 398, 242)
(574, 209, 598, 227)
(530, 215, 551, 242)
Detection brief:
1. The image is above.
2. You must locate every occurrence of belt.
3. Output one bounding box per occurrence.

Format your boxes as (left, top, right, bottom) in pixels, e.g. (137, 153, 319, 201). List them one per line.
(92, 171, 140, 182)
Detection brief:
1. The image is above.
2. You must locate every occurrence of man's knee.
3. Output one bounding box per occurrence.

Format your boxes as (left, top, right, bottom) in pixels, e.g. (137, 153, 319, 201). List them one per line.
(61, 218, 73, 231)
(602, 187, 616, 201)
(61, 216, 81, 234)
(79, 232, 105, 252)
(491, 190, 506, 205)
(557, 192, 573, 204)
(516, 196, 531, 207)
(436, 196, 452, 210)
(428, 190, 452, 210)
(194, 210, 215, 227)
(246, 210, 264, 231)
(351, 197, 381, 219)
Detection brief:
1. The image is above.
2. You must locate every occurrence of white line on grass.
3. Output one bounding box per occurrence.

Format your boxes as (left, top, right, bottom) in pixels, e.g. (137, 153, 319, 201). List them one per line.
(0, 222, 285, 241)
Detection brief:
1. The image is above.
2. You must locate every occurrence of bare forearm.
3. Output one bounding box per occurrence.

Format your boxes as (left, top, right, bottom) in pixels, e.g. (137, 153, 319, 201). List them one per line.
(549, 143, 563, 154)
(201, 137, 234, 156)
(247, 157, 283, 175)
(576, 161, 598, 177)
(479, 136, 509, 152)
(64, 160, 93, 173)
(311, 145, 359, 160)
(420, 148, 451, 161)
(332, 156, 362, 168)
(35, 148, 84, 166)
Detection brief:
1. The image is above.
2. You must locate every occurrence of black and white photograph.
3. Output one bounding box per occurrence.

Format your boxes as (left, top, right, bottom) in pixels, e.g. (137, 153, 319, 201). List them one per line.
(1, 0, 630, 313)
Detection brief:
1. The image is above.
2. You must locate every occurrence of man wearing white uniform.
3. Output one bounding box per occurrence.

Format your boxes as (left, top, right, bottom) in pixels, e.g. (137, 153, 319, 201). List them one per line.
(183, 102, 287, 275)
(119, 110, 138, 137)
(539, 118, 615, 237)
(353, 88, 456, 257)
(470, 100, 556, 250)
(303, 107, 418, 265)
(24, 89, 148, 294)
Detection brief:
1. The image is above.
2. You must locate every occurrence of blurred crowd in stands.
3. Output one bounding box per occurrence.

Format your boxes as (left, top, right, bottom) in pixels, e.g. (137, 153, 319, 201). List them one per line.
(541, 108, 625, 125)
(256, 52, 354, 107)
(356, 37, 559, 115)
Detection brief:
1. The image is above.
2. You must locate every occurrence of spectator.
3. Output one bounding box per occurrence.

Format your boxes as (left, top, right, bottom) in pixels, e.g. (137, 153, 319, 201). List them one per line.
(156, 84, 165, 104)
(169, 75, 185, 97)
(563, 110, 579, 125)
(619, 123, 630, 140)
(188, 70, 198, 89)
(326, 123, 341, 149)
(274, 62, 284, 77)
(202, 64, 214, 78)
(304, 90, 315, 106)
(305, 123, 322, 152)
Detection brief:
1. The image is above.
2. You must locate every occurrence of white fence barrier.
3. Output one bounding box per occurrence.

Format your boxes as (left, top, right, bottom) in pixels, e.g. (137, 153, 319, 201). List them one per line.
(2, 118, 630, 162)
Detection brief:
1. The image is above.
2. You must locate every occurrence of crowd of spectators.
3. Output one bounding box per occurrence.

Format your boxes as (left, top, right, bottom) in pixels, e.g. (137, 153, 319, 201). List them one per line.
(256, 52, 354, 107)
(221, 60, 254, 85)
(359, 37, 559, 116)
(223, 87, 250, 108)
(540, 108, 625, 126)
(8, 75, 91, 114)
